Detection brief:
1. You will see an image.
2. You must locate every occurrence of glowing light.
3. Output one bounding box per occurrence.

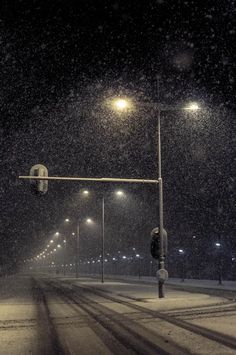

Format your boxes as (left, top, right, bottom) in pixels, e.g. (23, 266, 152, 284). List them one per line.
(116, 190, 124, 196)
(113, 98, 128, 110)
(50, 240, 54, 244)
(83, 190, 89, 195)
(65, 218, 70, 223)
(55, 232, 60, 236)
(86, 218, 93, 224)
(185, 102, 200, 111)
(179, 249, 184, 254)
(215, 242, 221, 247)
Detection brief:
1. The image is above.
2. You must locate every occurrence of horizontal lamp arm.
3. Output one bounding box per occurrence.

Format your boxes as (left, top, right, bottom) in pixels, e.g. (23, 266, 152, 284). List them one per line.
(19, 175, 159, 184)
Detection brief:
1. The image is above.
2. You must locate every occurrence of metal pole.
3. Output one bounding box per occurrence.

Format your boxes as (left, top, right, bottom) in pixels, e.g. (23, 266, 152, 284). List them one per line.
(157, 108, 165, 298)
(76, 222, 79, 278)
(102, 195, 105, 283)
(19, 175, 159, 184)
(218, 241, 222, 285)
(63, 236, 66, 276)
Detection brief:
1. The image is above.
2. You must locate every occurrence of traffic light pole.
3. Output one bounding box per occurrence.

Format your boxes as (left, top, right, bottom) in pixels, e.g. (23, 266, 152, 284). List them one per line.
(157, 108, 165, 298)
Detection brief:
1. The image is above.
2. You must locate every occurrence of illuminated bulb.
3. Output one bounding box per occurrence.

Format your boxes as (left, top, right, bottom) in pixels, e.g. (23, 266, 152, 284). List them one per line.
(114, 99, 128, 110)
(185, 102, 200, 111)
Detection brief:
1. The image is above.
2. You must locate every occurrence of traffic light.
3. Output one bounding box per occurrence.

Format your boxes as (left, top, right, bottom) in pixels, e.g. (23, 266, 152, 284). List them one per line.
(29, 164, 48, 195)
(150, 227, 167, 259)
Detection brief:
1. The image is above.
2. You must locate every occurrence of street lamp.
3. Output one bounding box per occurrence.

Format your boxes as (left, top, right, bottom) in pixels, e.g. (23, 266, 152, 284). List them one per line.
(184, 102, 200, 111)
(80, 188, 127, 283)
(111, 96, 200, 298)
(112, 98, 131, 111)
(86, 218, 93, 224)
(215, 242, 222, 285)
(178, 249, 185, 282)
(115, 189, 125, 197)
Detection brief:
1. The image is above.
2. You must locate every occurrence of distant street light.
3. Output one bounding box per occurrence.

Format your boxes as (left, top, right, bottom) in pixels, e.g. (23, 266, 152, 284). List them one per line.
(65, 218, 70, 223)
(184, 102, 200, 111)
(178, 249, 185, 282)
(80, 188, 127, 283)
(115, 190, 125, 197)
(215, 241, 223, 285)
(86, 218, 93, 224)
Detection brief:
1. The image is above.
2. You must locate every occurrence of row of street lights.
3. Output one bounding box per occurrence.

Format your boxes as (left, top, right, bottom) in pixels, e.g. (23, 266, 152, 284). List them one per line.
(25, 188, 127, 281)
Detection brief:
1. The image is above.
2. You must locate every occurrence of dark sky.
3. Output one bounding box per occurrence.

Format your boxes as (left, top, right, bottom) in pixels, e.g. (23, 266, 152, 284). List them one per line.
(0, 0, 235, 270)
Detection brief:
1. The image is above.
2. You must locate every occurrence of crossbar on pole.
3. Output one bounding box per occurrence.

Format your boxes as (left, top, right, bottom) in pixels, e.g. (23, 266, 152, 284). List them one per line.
(19, 176, 159, 184)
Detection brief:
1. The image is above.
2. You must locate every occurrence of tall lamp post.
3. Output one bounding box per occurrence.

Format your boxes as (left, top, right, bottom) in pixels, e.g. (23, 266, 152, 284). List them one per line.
(84, 189, 125, 283)
(111, 98, 200, 298)
(157, 107, 165, 297)
(68, 216, 94, 279)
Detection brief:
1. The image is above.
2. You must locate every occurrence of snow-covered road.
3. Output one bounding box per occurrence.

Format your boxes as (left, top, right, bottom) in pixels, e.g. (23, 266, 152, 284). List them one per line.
(0, 274, 235, 354)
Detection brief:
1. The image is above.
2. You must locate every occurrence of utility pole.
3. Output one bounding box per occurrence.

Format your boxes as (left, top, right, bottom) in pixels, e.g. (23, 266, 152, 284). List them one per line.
(101, 195, 105, 283)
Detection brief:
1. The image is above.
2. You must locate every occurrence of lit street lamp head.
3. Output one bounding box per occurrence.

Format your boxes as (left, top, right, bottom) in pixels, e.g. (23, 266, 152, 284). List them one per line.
(184, 102, 200, 111)
(111, 97, 133, 113)
(115, 190, 125, 197)
(113, 98, 128, 110)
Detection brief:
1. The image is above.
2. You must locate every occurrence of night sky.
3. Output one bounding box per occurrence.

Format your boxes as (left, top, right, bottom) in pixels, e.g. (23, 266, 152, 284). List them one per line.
(0, 1, 235, 276)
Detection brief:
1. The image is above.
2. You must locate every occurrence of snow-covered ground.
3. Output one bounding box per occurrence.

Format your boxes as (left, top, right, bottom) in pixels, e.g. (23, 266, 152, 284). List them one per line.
(0, 273, 235, 354)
